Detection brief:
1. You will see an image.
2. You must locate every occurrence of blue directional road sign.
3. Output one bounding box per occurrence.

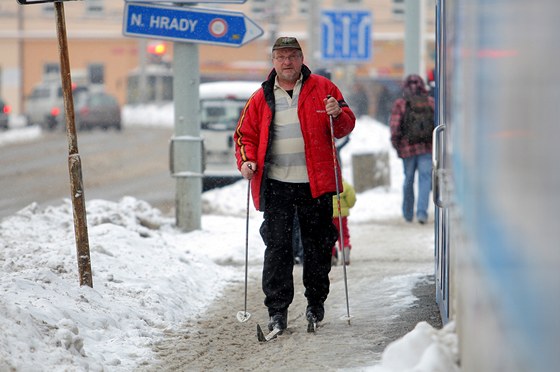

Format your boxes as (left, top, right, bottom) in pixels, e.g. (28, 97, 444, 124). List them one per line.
(126, 0, 247, 3)
(321, 10, 372, 62)
(123, 3, 263, 47)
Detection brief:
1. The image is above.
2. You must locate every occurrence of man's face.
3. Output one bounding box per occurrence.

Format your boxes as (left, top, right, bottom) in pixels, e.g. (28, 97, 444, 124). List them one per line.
(272, 48, 304, 84)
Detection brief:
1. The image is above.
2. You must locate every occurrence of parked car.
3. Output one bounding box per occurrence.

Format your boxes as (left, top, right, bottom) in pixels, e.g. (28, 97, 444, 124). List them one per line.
(0, 98, 10, 130)
(71, 91, 122, 131)
(199, 80, 261, 190)
(24, 80, 88, 130)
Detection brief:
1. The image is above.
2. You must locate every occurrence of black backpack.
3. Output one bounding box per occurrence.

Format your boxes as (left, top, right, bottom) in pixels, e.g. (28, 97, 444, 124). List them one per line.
(401, 95, 435, 144)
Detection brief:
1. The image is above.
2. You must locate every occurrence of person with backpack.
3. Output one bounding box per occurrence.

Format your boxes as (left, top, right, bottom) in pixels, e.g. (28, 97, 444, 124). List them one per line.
(389, 74, 435, 224)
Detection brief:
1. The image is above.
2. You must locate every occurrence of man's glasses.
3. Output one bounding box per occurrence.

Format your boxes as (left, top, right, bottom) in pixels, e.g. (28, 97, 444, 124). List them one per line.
(273, 55, 301, 63)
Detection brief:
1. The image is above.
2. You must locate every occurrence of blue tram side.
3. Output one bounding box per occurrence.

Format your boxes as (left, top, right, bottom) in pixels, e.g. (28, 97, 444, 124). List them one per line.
(433, 0, 560, 371)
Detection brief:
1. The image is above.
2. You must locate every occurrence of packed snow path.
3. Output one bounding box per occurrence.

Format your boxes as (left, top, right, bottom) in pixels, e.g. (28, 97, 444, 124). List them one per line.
(144, 217, 441, 371)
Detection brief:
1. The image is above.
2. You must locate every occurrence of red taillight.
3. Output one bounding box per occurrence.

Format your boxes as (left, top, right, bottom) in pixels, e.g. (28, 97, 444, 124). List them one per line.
(50, 107, 61, 117)
(3, 105, 11, 114)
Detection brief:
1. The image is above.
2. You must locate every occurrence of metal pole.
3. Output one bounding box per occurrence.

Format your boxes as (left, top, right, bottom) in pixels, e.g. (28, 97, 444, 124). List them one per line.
(54, 2, 93, 287)
(307, 0, 320, 70)
(18, 6, 25, 115)
(328, 112, 351, 324)
(404, 0, 426, 78)
(138, 39, 148, 104)
(236, 179, 252, 322)
(172, 41, 202, 231)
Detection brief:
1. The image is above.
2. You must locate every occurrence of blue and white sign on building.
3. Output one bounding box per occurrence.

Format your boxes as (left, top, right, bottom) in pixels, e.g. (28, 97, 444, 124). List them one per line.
(321, 10, 372, 62)
(123, 3, 263, 47)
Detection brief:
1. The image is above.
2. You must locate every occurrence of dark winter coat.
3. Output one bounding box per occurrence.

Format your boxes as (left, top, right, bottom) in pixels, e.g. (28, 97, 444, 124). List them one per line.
(389, 74, 434, 159)
(234, 65, 356, 211)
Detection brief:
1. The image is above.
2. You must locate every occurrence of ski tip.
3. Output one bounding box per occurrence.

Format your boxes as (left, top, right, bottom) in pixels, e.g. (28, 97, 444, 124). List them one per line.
(307, 321, 317, 333)
(257, 324, 283, 342)
(257, 324, 266, 342)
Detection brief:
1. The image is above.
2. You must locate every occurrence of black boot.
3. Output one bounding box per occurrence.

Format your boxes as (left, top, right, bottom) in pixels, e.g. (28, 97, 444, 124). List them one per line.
(268, 309, 288, 333)
(306, 303, 324, 322)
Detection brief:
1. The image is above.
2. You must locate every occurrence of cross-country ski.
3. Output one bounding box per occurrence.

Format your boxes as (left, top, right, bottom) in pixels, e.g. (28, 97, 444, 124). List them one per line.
(256, 324, 282, 342)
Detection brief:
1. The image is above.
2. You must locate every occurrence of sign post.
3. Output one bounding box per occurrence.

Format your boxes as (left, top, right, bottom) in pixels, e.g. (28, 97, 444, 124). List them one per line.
(53, 1, 93, 288)
(123, 2, 263, 232)
(16, 0, 93, 286)
(172, 41, 202, 231)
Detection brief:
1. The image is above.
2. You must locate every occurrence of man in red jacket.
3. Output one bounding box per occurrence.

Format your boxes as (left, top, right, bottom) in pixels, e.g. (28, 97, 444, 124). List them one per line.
(234, 37, 356, 334)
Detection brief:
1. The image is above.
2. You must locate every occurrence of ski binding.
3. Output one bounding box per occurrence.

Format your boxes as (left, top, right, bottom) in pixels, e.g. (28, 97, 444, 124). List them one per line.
(307, 315, 317, 333)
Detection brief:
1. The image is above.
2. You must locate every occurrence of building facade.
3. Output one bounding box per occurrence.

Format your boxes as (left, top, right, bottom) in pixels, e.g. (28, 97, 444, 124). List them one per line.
(0, 0, 434, 115)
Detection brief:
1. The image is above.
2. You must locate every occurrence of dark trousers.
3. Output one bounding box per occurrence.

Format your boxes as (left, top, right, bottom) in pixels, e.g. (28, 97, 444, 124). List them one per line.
(260, 179, 337, 316)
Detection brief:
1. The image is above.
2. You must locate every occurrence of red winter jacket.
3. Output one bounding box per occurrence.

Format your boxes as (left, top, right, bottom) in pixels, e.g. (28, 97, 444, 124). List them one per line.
(234, 65, 356, 211)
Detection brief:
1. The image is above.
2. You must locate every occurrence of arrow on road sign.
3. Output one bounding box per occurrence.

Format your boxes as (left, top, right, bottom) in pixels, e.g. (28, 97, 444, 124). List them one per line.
(321, 10, 372, 62)
(123, 3, 263, 47)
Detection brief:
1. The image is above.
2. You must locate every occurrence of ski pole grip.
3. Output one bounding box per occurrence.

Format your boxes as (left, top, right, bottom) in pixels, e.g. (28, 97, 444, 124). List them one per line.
(326, 95, 335, 118)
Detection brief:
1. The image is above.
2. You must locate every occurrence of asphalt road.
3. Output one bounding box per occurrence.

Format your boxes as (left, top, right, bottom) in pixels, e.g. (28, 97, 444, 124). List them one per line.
(0, 127, 176, 220)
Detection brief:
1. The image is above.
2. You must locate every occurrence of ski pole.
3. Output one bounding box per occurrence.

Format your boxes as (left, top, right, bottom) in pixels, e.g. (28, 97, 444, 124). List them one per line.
(236, 174, 252, 322)
(327, 96, 352, 325)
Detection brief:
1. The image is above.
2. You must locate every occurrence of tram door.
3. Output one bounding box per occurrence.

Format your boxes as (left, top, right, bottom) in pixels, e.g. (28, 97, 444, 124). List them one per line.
(433, 0, 451, 324)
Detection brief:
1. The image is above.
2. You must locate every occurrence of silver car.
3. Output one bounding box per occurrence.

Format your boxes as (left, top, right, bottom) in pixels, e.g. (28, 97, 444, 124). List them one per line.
(25, 81, 88, 130)
(199, 81, 261, 189)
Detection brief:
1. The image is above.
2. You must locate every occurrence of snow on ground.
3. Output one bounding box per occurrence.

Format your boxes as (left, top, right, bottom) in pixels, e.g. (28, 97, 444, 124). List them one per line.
(0, 114, 458, 371)
(0, 125, 41, 147)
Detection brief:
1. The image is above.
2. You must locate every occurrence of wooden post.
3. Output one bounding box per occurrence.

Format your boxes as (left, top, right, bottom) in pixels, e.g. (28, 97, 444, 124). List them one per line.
(54, 2, 93, 287)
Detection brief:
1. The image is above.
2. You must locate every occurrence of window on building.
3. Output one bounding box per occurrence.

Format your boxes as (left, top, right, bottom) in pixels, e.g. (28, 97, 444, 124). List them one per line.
(88, 63, 105, 85)
(44, 63, 60, 77)
(299, 0, 309, 16)
(251, 0, 268, 19)
(42, 3, 55, 15)
(393, 0, 405, 19)
(85, 0, 104, 16)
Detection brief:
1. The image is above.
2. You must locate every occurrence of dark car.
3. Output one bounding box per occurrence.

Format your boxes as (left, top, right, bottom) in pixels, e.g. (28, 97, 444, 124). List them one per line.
(73, 91, 122, 131)
(0, 98, 10, 130)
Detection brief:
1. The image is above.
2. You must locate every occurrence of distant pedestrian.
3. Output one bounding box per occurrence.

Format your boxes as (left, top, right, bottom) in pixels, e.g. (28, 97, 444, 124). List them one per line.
(234, 36, 356, 334)
(349, 83, 370, 117)
(389, 74, 435, 224)
(332, 179, 357, 266)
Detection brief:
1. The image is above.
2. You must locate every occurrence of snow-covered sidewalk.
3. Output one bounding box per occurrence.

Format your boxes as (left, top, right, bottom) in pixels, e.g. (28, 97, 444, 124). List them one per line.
(0, 117, 460, 371)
